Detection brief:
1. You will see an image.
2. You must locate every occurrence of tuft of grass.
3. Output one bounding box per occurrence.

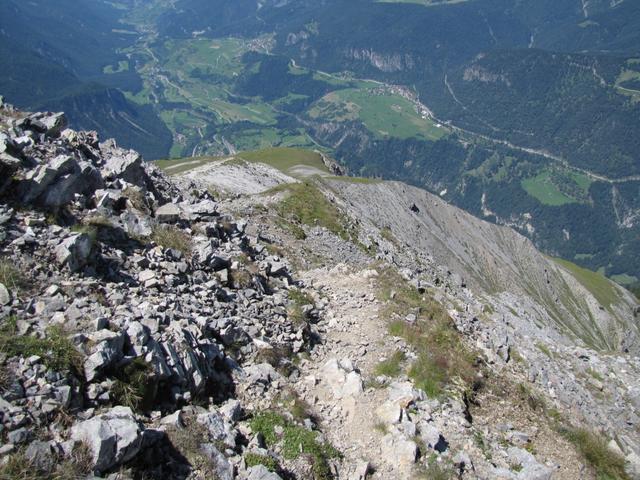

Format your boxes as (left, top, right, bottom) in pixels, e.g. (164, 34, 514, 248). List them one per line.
(244, 452, 280, 472)
(287, 289, 315, 326)
(536, 342, 552, 358)
(587, 368, 604, 382)
(380, 226, 398, 246)
(123, 187, 150, 212)
(111, 358, 156, 412)
(374, 350, 406, 377)
(516, 383, 546, 412)
(166, 418, 219, 478)
(151, 225, 192, 255)
(559, 427, 629, 480)
(0, 258, 27, 291)
(0, 317, 82, 373)
(0, 443, 92, 480)
(376, 267, 478, 399)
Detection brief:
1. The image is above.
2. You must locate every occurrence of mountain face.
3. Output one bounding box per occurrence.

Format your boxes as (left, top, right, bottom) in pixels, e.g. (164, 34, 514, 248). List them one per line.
(1, 100, 639, 479)
(0, 0, 172, 160)
(1, 0, 639, 286)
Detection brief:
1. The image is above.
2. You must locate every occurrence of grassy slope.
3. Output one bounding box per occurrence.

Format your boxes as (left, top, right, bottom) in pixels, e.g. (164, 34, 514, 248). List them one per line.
(155, 147, 330, 177)
(554, 258, 621, 309)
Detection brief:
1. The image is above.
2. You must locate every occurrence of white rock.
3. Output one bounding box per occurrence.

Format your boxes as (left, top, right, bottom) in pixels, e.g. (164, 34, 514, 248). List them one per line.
(70, 406, 143, 472)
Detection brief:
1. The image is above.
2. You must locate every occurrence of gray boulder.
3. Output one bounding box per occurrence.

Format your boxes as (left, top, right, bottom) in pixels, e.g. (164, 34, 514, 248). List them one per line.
(201, 444, 233, 480)
(101, 148, 147, 187)
(155, 203, 182, 223)
(248, 465, 283, 480)
(55, 234, 93, 272)
(84, 330, 125, 381)
(70, 406, 143, 472)
(0, 283, 11, 306)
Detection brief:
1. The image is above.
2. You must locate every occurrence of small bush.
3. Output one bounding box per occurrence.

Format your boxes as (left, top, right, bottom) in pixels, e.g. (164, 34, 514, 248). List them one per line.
(0, 317, 82, 373)
(245, 452, 280, 472)
(374, 350, 406, 377)
(559, 428, 629, 480)
(151, 225, 192, 255)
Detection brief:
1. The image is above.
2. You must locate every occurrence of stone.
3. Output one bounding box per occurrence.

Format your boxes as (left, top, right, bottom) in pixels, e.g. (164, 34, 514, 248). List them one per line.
(197, 411, 236, 447)
(248, 465, 283, 480)
(321, 358, 363, 399)
(201, 444, 233, 480)
(348, 460, 371, 480)
(25, 441, 56, 472)
(70, 406, 143, 472)
(101, 149, 147, 187)
(155, 203, 182, 223)
(84, 330, 125, 381)
(55, 234, 93, 272)
(376, 401, 402, 424)
(7, 427, 30, 444)
(381, 432, 417, 467)
(0, 283, 10, 305)
(507, 447, 553, 480)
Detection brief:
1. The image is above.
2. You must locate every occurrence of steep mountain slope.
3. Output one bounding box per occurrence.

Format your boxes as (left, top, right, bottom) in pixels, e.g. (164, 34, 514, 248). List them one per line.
(0, 0, 173, 160)
(1, 100, 639, 478)
(161, 147, 640, 478)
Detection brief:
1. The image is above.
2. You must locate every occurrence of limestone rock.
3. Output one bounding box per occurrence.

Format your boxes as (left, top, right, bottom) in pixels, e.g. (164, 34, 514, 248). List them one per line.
(70, 406, 143, 472)
(55, 234, 93, 272)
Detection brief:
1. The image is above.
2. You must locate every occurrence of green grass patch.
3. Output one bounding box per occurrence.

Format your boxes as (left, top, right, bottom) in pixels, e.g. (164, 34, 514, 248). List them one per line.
(374, 350, 406, 377)
(308, 88, 448, 141)
(327, 175, 382, 184)
(0, 317, 82, 373)
(554, 258, 621, 309)
(249, 411, 340, 480)
(559, 427, 629, 480)
(239, 147, 329, 176)
(244, 452, 280, 472)
(522, 171, 576, 206)
(273, 181, 356, 242)
(377, 267, 478, 398)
